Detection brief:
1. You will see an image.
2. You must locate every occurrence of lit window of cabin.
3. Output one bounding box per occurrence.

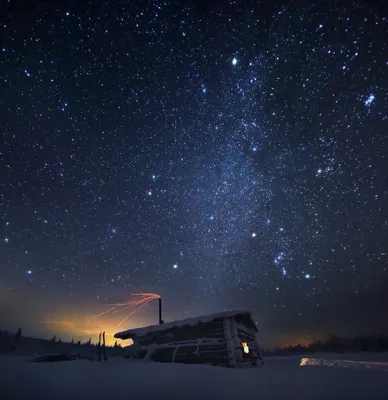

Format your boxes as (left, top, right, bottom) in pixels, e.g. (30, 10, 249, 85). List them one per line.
(242, 341, 249, 354)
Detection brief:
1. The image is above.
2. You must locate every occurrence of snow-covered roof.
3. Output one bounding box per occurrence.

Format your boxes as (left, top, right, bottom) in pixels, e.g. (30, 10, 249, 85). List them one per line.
(115, 310, 256, 339)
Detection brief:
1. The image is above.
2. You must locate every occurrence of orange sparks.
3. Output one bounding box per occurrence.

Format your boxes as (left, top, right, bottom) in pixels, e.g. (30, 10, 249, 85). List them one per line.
(87, 292, 160, 327)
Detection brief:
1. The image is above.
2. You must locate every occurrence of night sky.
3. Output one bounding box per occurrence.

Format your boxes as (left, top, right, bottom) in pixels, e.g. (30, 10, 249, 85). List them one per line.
(1, 0, 387, 347)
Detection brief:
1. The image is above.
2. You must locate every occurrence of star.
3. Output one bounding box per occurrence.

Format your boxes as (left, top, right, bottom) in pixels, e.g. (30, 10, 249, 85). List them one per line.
(173, 264, 178, 269)
(364, 94, 375, 107)
(232, 57, 238, 65)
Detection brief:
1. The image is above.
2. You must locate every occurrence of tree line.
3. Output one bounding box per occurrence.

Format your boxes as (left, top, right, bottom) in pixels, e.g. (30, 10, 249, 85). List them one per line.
(0, 328, 122, 348)
(264, 334, 388, 356)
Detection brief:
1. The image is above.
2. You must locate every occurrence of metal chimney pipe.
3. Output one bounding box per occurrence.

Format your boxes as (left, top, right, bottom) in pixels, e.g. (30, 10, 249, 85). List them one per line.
(159, 297, 164, 324)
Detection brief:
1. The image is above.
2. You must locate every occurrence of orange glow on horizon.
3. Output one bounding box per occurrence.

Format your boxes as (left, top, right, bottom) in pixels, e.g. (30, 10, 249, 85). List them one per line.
(43, 317, 137, 347)
(273, 333, 319, 348)
(43, 318, 120, 346)
(41, 293, 162, 347)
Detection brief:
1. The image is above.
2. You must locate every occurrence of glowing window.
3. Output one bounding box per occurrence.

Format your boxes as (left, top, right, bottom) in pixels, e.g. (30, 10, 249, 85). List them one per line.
(242, 342, 249, 354)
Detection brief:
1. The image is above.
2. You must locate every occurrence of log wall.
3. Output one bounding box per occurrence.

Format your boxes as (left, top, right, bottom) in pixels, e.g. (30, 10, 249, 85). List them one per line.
(129, 316, 261, 367)
(138, 319, 225, 346)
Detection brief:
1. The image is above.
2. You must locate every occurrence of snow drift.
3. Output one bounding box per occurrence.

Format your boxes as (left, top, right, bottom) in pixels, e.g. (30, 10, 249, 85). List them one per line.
(0, 353, 387, 399)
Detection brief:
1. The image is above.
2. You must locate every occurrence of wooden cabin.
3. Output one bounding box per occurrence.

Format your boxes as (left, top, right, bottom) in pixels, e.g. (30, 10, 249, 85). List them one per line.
(114, 310, 263, 367)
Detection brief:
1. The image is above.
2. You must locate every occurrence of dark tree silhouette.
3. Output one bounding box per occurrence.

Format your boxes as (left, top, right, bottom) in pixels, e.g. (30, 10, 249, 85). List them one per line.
(15, 328, 22, 340)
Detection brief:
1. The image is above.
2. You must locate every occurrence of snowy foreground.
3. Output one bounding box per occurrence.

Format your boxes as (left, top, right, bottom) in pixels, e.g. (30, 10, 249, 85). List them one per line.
(1, 353, 388, 399)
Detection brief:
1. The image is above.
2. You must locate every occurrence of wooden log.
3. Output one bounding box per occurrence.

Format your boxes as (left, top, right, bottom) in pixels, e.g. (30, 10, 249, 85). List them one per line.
(197, 349, 228, 355)
(237, 331, 255, 342)
(223, 317, 236, 367)
(138, 320, 225, 344)
(140, 331, 225, 346)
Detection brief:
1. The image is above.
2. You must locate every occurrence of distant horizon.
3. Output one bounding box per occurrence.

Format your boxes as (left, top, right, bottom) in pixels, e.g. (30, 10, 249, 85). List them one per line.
(2, 325, 388, 352)
(1, 285, 387, 349)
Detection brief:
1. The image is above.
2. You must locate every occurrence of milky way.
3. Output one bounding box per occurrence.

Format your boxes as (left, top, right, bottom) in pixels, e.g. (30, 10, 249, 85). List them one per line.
(1, 0, 387, 342)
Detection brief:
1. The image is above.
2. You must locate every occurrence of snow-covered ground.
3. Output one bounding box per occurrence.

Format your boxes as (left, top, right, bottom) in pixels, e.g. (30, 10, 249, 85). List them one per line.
(1, 353, 388, 399)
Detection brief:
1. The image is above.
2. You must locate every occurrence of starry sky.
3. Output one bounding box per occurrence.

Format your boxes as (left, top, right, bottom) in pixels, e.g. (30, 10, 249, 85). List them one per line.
(1, 0, 388, 347)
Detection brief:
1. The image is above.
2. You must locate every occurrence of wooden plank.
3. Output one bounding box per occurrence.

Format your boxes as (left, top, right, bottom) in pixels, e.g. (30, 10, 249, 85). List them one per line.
(138, 320, 226, 345)
(175, 355, 228, 361)
(237, 330, 255, 340)
(139, 334, 225, 346)
(200, 350, 228, 354)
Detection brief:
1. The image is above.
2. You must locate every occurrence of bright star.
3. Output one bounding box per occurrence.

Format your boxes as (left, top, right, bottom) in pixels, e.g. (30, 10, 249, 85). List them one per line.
(364, 94, 375, 107)
(251, 232, 256, 237)
(232, 57, 238, 65)
(173, 264, 178, 269)
(4, 238, 9, 243)
(274, 252, 285, 264)
(305, 274, 311, 279)
(27, 270, 32, 275)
